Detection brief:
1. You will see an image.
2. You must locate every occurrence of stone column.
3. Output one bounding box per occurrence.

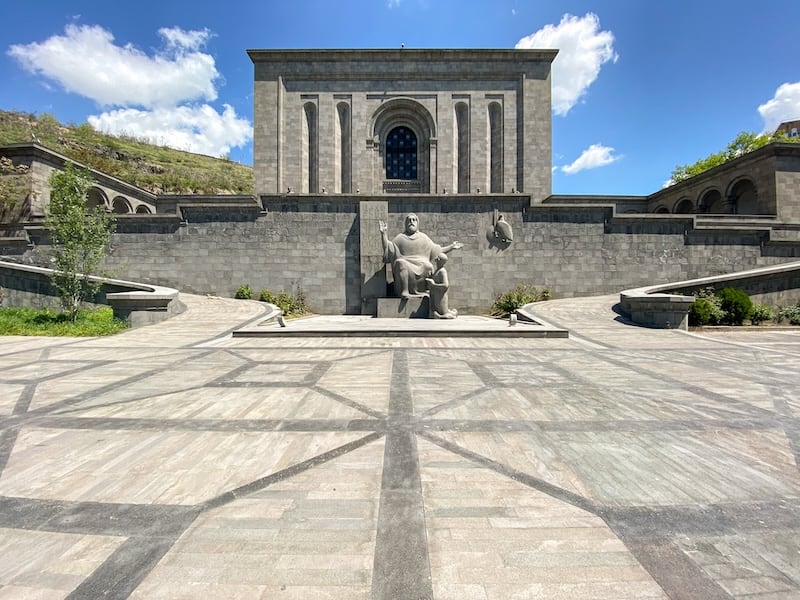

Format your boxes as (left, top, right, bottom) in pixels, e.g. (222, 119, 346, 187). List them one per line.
(359, 200, 388, 315)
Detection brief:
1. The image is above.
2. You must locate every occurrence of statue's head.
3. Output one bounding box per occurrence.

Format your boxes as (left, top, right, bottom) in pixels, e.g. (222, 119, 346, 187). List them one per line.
(404, 213, 419, 234)
(434, 253, 448, 268)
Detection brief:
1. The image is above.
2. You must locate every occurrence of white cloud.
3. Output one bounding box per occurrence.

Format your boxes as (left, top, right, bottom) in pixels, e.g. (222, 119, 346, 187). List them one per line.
(516, 13, 617, 116)
(758, 81, 800, 131)
(8, 24, 218, 108)
(159, 26, 212, 51)
(88, 104, 252, 157)
(560, 144, 620, 174)
(8, 24, 252, 158)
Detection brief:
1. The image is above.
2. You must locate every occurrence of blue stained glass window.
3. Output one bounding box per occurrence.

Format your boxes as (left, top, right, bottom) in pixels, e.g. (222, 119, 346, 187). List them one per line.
(385, 126, 417, 180)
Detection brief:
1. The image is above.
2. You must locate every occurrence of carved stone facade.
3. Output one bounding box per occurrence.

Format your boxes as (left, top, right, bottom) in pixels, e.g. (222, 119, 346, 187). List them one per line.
(248, 49, 557, 201)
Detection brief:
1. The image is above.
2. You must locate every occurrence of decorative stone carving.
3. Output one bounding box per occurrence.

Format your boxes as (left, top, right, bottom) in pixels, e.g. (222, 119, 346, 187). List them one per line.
(494, 214, 513, 244)
(379, 213, 462, 306)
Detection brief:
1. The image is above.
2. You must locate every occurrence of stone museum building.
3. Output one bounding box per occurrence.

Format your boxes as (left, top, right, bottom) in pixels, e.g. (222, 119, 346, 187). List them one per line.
(249, 49, 556, 200)
(2, 48, 800, 316)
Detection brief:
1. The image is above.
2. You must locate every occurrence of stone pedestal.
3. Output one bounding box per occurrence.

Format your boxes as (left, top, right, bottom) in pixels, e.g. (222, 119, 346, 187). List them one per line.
(377, 296, 429, 318)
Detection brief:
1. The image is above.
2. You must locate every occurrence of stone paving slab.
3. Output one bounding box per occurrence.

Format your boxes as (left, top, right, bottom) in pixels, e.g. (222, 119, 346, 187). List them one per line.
(0, 293, 799, 599)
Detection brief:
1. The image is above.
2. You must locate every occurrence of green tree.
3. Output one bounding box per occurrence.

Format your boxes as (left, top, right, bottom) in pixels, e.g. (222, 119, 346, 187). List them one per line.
(45, 163, 116, 321)
(670, 130, 799, 184)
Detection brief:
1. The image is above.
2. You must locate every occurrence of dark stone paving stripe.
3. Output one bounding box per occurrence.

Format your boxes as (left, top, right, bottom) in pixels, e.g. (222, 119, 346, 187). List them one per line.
(0, 496, 199, 537)
(621, 538, 733, 600)
(0, 361, 113, 385)
(28, 415, 386, 432)
(0, 427, 19, 476)
(372, 349, 433, 600)
(65, 537, 179, 600)
(19, 350, 219, 418)
(418, 386, 490, 417)
(418, 417, 785, 433)
(311, 385, 387, 419)
(304, 361, 332, 384)
(594, 353, 780, 420)
(202, 431, 384, 511)
(12, 383, 36, 415)
(419, 430, 600, 514)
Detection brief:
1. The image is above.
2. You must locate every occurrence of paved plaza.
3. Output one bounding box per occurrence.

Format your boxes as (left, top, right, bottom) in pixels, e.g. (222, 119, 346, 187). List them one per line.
(0, 294, 799, 599)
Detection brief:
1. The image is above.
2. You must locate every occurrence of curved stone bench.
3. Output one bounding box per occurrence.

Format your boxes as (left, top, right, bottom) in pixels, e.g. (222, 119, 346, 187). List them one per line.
(0, 260, 183, 328)
(619, 260, 800, 330)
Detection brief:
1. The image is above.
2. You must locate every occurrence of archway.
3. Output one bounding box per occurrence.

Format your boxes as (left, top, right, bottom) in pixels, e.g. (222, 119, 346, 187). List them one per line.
(674, 198, 694, 214)
(727, 178, 759, 214)
(87, 187, 107, 211)
(371, 98, 436, 193)
(112, 196, 132, 214)
(699, 189, 724, 213)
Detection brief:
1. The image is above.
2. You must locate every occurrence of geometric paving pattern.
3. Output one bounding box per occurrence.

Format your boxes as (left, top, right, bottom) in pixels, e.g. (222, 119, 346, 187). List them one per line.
(0, 294, 799, 599)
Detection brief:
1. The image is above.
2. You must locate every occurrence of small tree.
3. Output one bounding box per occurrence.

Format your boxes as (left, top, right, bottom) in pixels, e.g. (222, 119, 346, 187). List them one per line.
(45, 163, 116, 321)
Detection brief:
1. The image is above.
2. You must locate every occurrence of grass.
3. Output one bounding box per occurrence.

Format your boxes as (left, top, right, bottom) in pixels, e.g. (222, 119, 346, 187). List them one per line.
(0, 110, 253, 195)
(0, 306, 129, 336)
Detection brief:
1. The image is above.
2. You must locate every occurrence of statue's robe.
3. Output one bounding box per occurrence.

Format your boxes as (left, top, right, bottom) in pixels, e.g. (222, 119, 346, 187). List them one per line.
(383, 232, 442, 293)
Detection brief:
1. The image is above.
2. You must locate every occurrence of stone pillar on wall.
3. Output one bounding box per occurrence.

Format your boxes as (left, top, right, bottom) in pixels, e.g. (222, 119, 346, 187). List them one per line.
(359, 200, 388, 315)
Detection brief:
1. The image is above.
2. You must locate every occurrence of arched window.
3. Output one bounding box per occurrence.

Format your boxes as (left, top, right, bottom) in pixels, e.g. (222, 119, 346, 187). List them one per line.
(385, 126, 417, 180)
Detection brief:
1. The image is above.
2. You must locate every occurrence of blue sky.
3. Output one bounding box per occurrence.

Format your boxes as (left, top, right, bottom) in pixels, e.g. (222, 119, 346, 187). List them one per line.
(2, 0, 799, 196)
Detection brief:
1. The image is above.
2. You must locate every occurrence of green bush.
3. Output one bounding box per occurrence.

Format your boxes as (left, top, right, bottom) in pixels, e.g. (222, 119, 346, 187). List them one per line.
(259, 288, 309, 317)
(717, 287, 753, 325)
(258, 289, 277, 304)
(491, 283, 551, 317)
(689, 297, 724, 326)
(749, 304, 774, 325)
(234, 284, 253, 299)
(778, 304, 800, 325)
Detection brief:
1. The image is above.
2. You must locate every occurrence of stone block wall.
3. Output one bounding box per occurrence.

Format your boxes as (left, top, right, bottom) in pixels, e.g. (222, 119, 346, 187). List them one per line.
(9, 193, 800, 315)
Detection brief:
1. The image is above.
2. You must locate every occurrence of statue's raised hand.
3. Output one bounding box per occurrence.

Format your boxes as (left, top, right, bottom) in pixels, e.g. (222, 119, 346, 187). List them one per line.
(378, 220, 388, 233)
(452, 241, 464, 250)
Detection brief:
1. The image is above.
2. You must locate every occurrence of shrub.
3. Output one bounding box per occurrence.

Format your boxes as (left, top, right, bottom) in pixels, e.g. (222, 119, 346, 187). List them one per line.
(258, 289, 277, 304)
(234, 284, 253, 299)
(689, 297, 724, 326)
(778, 304, 800, 325)
(491, 283, 551, 317)
(259, 288, 309, 317)
(717, 287, 752, 325)
(749, 304, 774, 325)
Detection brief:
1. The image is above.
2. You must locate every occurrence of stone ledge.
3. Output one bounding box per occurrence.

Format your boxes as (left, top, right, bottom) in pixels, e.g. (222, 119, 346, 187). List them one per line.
(619, 260, 800, 330)
(0, 260, 184, 328)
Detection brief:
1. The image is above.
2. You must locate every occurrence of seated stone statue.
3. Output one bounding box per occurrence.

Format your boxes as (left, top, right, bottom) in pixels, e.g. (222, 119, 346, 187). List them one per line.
(379, 213, 463, 299)
(425, 253, 457, 319)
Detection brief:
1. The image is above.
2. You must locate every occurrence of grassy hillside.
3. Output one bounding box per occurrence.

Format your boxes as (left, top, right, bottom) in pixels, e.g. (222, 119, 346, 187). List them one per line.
(0, 110, 253, 195)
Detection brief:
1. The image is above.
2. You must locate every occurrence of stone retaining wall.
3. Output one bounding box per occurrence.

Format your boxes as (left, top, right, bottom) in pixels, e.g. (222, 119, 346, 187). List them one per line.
(6, 197, 800, 315)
